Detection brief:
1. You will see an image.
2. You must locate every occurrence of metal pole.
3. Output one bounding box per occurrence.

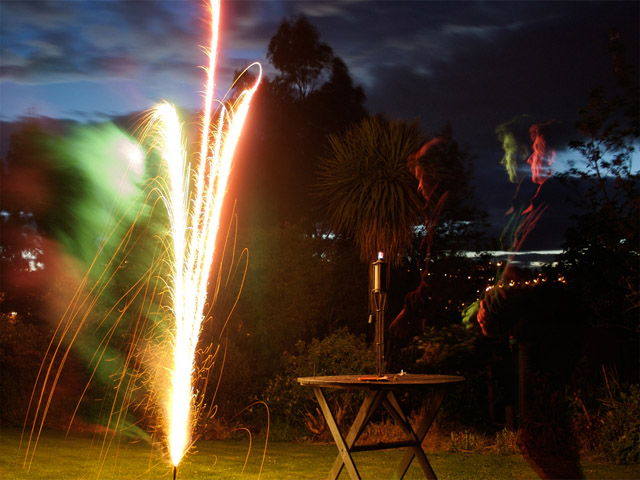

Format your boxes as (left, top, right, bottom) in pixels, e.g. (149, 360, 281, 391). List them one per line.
(372, 253, 388, 377)
(375, 299, 385, 376)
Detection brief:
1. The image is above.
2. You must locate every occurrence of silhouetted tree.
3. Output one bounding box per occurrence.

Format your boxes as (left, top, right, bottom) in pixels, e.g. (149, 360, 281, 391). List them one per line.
(315, 115, 425, 266)
(267, 15, 334, 101)
(1, 121, 61, 318)
(309, 57, 367, 137)
(211, 221, 369, 416)
(235, 16, 367, 226)
(557, 32, 639, 333)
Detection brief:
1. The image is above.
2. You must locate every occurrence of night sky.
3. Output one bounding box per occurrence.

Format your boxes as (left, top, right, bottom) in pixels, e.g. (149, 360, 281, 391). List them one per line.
(2, 0, 639, 260)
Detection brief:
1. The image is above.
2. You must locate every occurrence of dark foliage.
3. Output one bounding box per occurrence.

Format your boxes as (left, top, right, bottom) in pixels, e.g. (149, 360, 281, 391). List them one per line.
(262, 327, 374, 439)
(557, 33, 639, 336)
(235, 16, 367, 227)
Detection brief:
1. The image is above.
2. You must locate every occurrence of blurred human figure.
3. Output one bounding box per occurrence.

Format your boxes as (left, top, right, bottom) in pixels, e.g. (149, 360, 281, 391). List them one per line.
(389, 138, 449, 339)
(477, 115, 588, 478)
(478, 275, 586, 479)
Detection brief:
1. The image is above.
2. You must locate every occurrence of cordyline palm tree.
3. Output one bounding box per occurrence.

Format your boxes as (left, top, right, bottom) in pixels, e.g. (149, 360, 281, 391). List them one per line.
(315, 115, 426, 267)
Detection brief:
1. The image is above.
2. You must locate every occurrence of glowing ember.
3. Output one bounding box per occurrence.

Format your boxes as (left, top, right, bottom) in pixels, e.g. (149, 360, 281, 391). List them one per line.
(143, 0, 261, 467)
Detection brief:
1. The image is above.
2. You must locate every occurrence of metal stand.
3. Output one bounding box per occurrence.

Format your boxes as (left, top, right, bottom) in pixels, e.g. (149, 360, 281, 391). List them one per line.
(373, 290, 387, 376)
(371, 255, 388, 376)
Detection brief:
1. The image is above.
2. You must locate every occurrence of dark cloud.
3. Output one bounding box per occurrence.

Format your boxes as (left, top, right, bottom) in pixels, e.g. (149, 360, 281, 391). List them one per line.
(1, 0, 637, 247)
(4, 1, 636, 122)
(357, 0, 639, 226)
(1, 0, 202, 85)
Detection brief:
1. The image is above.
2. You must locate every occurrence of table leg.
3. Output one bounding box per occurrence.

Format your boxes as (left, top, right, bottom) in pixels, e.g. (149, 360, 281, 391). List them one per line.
(381, 391, 435, 479)
(393, 386, 447, 480)
(312, 387, 362, 480)
(328, 389, 387, 479)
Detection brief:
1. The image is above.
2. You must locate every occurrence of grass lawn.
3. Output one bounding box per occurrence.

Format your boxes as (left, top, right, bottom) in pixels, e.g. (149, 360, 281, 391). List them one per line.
(1, 428, 638, 479)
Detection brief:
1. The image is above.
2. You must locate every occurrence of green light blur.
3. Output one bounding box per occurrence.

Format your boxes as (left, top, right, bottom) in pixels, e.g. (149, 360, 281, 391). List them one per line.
(461, 300, 480, 328)
(47, 123, 147, 266)
(495, 116, 531, 183)
(38, 122, 173, 439)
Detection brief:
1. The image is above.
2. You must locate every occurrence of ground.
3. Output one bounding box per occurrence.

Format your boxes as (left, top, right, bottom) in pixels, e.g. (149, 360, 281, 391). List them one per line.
(1, 428, 638, 479)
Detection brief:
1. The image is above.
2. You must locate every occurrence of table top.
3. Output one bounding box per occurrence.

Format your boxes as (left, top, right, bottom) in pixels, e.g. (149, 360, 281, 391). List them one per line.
(297, 374, 465, 390)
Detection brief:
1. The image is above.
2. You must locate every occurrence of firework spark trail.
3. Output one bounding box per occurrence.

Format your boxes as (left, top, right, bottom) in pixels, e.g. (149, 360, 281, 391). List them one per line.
(20, 0, 259, 473)
(21, 183, 158, 471)
(145, 0, 261, 467)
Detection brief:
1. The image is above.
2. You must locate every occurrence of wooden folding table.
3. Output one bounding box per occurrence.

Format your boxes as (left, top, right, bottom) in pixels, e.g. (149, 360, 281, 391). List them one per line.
(297, 374, 464, 480)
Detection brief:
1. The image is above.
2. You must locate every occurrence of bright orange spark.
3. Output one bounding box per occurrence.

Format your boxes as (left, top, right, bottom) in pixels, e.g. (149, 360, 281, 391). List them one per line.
(20, 1, 259, 473)
(147, 0, 261, 467)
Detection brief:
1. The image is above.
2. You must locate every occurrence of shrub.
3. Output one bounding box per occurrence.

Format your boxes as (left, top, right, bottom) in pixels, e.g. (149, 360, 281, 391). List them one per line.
(571, 370, 640, 464)
(598, 376, 640, 464)
(262, 327, 374, 440)
(449, 430, 483, 453)
(0, 314, 49, 426)
(399, 324, 495, 431)
(403, 324, 479, 373)
(490, 428, 520, 455)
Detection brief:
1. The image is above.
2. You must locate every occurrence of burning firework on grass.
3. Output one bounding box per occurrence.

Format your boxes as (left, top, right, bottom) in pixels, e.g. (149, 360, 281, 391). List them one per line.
(145, 2, 261, 465)
(21, 0, 260, 475)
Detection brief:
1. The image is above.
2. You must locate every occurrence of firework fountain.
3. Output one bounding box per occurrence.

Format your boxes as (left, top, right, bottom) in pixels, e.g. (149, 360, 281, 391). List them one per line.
(21, 1, 260, 476)
(141, 0, 261, 473)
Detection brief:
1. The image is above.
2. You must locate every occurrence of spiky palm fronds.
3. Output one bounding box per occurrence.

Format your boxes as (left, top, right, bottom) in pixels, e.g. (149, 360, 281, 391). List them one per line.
(315, 116, 425, 266)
